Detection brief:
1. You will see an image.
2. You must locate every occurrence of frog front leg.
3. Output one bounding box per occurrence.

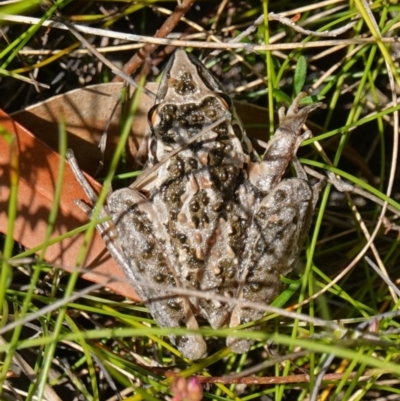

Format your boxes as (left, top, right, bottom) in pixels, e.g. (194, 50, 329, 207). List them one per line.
(248, 92, 325, 193)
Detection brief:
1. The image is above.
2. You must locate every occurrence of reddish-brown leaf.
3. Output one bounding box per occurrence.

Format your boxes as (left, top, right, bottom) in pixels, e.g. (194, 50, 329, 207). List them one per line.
(0, 108, 140, 300)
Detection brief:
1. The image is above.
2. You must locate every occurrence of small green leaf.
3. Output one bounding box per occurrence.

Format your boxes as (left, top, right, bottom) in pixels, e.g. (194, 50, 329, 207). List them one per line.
(299, 95, 326, 105)
(272, 277, 303, 307)
(294, 55, 307, 96)
(273, 88, 292, 105)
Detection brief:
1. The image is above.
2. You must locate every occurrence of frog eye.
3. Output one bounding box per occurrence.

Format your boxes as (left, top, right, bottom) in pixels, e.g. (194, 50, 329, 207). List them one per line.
(148, 104, 159, 126)
(217, 93, 233, 110)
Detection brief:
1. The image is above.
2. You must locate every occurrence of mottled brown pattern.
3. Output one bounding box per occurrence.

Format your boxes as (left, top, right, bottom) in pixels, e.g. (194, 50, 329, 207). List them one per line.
(71, 49, 325, 360)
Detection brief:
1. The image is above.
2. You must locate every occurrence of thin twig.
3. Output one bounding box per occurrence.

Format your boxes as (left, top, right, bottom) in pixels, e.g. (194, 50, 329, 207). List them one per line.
(304, 167, 400, 217)
(1, 14, 399, 51)
(364, 256, 400, 298)
(112, 0, 195, 81)
(227, 350, 310, 379)
(269, 12, 358, 37)
(194, 371, 361, 385)
(59, 17, 156, 100)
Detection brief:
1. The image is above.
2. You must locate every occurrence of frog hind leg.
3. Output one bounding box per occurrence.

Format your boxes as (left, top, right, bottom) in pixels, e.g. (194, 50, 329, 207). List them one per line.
(227, 177, 314, 353)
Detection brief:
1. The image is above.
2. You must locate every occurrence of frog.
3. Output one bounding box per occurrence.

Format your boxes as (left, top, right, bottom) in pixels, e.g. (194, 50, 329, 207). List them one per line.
(68, 48, 324, 360)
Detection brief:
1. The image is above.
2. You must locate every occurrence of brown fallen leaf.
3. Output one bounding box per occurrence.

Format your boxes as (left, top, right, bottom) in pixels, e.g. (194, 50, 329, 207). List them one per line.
(11, 83, 158, 178)
(0, 108, 140, 301)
